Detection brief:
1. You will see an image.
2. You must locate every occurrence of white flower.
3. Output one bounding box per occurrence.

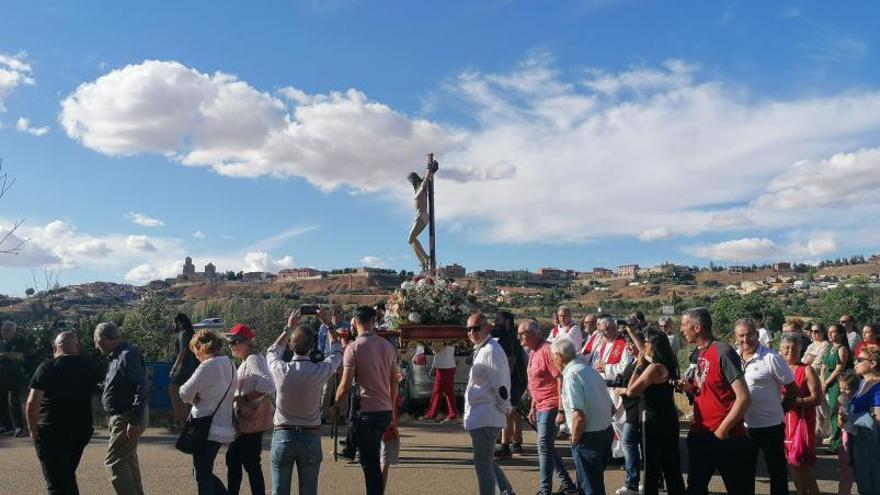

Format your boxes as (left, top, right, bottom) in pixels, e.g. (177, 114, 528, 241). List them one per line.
(408, 312, 422, 324)
(401, 281, 415, 290)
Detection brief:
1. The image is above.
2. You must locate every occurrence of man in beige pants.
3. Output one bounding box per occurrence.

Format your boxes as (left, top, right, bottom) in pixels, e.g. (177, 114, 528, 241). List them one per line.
(94, 322, 149, 495)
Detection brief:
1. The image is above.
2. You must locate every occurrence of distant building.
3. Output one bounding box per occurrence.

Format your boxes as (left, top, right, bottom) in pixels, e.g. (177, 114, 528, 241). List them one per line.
(729, 266, 744, 274)
(773, 262, 791, 271)
(869, 254, 880, 265)
(277, 268, 323, 280)
(617, 264, 640, 279)
(177, 257, 218, 282)
(242, 272, 269, 283)
(183, 257, 196, 277)
(535, 267, 566, 279)
(593, 267, 614, 278)
(439, 263, 466, 279)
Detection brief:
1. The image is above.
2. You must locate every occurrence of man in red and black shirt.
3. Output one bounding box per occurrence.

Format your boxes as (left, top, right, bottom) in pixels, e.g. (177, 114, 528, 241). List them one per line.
(679, 307, 753, 495)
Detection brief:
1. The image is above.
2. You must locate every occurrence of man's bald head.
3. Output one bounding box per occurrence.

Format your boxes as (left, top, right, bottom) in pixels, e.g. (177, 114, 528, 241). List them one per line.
(53, 331, 79, 356)
(290, 325, 315, 356)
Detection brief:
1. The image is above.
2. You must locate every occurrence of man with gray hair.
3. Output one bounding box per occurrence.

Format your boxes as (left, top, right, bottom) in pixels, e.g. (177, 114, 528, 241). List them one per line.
(519, 320, 577, 495)
(1, 319, 31, 437)
(551, 337, 614, 495)
(549, 306, 582, 351)
(585, 317, 633, 459)
(27, 331, 98, 494)
(93, 321, 149, 495)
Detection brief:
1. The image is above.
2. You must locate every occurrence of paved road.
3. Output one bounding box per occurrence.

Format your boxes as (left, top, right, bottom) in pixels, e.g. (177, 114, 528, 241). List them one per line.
(0, 422, 843, 494)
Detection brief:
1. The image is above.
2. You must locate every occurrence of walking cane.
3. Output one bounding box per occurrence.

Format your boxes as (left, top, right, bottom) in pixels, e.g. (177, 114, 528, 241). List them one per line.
(330, 372, 339, 462)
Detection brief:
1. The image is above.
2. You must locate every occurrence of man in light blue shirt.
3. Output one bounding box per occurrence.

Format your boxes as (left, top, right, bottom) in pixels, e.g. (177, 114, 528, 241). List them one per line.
(552, 337, 614, 495)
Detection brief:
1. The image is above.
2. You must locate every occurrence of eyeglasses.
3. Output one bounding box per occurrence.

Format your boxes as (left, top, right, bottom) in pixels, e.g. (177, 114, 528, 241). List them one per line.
(466, 325, 482, 333)
(855, 357, 871, 364)
(516, 332, 529, 338)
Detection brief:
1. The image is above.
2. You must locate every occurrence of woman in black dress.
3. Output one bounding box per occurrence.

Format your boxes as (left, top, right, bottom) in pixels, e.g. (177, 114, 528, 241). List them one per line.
(626, 328, 686, 495)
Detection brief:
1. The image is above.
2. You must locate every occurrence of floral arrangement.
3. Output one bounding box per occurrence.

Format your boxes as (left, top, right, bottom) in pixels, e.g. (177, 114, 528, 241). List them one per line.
(385, 277, 472, 330)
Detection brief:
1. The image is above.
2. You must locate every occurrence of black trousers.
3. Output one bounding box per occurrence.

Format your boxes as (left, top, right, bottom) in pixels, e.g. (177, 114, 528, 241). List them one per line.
(686, 431, 755, 495)
(0, 378, 24, 429)
(747, 424, 790, 495)
(34, 427, 93, 495)
(193, 440, 227, 495)
(353, 410, 392, 495)
(225, 431, 265, 495)
(643, 415, 685, 495)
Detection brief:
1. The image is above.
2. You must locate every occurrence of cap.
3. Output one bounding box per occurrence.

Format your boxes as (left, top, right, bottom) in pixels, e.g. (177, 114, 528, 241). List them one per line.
(229, 323, 255, 341)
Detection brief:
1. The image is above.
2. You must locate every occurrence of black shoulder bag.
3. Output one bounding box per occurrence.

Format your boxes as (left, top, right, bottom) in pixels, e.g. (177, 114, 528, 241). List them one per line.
(175, 361, 235, 454)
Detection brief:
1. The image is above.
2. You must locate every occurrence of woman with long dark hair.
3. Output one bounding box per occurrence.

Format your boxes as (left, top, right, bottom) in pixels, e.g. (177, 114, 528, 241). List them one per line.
(822, 324, 852, 452)
(170, 313, 199, 429)
(626, 328, 686, 495)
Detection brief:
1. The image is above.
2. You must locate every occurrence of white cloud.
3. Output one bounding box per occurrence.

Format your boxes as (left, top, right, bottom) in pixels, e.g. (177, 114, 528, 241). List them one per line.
(692, 232, 837, 262)
(781, 7, 801, 19)
(126, 235, 158, 252)
(0, 53, 34, 122)
(193, 231, 206, 239)
(124, 260, 183, 283)
(360, 256, 387, 268)
(15, 117, 49, 136)
(0, 227, 62, 267)
(61, 57, 880, 245)
(68, 239, 113, 257)
(243, 251, 295, 273)
(753, 147, 880, 211)
(126, 211, 165, 227)
(4, 219, 185, 270)
(60, 60, 468, 193)
(638, 227, 673, 242)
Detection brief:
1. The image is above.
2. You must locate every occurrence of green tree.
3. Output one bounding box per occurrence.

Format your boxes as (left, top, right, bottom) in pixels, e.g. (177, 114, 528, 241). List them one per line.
(817, 286, 880, 327)
(708, 292, 785, 337)
(121, 294, 176, 360)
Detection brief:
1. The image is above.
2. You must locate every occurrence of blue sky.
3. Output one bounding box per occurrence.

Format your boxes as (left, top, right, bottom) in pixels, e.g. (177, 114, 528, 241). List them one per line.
(1, 1, 880, 295)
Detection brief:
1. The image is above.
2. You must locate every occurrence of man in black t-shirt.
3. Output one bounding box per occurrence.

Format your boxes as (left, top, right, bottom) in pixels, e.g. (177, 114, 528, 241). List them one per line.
(1, 320, 32, 437)
(169, 313, 198, 427)
(26, 331, 98, 495)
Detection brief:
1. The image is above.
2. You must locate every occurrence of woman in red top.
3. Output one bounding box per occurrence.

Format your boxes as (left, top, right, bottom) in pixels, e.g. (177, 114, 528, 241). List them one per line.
(779, 334, 822, 495)
(853, 323, 879, 357)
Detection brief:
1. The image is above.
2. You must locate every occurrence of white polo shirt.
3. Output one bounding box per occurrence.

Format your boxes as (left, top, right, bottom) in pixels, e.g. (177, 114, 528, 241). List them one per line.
(463, 336, 511, 431)
(740, 344, 794, 428)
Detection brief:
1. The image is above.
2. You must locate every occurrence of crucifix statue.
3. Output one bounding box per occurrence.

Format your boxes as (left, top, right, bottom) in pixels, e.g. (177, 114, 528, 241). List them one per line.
(407, 153, 439, 275)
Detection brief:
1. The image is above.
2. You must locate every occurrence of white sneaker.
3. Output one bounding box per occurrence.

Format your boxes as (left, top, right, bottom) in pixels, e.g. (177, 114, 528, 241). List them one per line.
(615, 487, 639, 495)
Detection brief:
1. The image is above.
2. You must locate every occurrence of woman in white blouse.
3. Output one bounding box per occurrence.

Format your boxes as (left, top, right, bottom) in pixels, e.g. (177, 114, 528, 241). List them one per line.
(180, 329, 236, 495)
(225, 324, 274, 495)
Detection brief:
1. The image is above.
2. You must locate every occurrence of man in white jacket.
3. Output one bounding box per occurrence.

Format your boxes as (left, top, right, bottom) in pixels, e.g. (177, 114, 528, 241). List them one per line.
(464, 312, 514, 495)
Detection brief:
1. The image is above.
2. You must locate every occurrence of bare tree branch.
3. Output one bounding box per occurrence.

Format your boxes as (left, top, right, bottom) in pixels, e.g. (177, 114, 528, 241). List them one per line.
(0, 159, 29, 255)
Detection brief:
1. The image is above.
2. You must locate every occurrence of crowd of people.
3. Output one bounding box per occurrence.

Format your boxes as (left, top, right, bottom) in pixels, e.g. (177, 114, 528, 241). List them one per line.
(4, 301, 880, 495)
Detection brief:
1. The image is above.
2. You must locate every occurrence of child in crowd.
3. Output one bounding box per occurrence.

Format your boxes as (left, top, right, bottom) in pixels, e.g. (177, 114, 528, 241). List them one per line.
(836, 374, 861, 495)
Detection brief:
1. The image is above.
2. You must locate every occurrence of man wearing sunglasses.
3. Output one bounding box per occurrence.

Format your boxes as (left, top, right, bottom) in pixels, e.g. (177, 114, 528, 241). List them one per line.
(464, 313, 514, 495)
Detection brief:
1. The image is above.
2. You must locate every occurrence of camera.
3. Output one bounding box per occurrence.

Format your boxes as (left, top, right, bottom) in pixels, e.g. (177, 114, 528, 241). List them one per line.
(616, 318, 638, 328)
(299, 304, 319, 316)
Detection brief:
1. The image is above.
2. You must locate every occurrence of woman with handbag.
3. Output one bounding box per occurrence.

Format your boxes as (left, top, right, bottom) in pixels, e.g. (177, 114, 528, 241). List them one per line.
(226, 324, 274, 495)
(779, 334, 821, 495)
(179, 329, 237, 495)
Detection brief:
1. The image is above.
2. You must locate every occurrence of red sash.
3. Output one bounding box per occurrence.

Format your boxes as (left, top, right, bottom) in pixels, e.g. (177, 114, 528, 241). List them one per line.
(599, 337, 627, 364)
(581, 332, 600, 354)
(551, 325, 559, 338)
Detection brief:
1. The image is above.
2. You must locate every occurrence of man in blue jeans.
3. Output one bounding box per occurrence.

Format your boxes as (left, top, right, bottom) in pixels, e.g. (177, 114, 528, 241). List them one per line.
(519, 320, 577, 495)
(268, 309, 343, 495)
(333, 306, 399, 495)
(464, 312, 514, 495)
(552, 337, 614, 495)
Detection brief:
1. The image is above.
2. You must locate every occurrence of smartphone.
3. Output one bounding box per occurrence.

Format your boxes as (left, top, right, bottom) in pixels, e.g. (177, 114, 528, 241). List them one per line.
(299, 304, 319, 315)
